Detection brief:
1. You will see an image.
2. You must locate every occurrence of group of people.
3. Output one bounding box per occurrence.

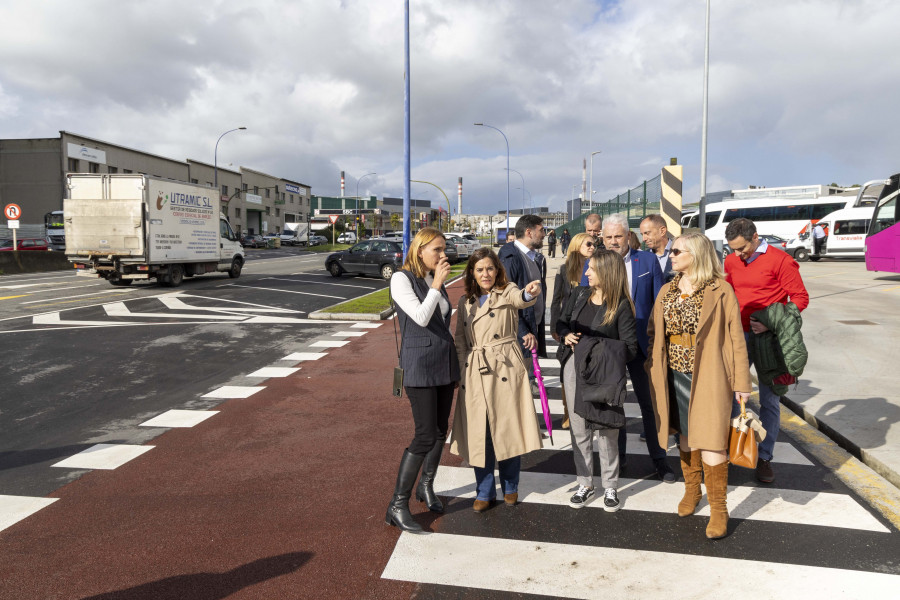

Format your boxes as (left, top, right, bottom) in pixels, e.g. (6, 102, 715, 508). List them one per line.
(386, 211, 808, 541)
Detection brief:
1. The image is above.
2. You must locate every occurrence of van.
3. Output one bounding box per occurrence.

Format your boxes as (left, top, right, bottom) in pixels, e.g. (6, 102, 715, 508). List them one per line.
(337, 232, 357, 244)
(785, 205, 871, 261)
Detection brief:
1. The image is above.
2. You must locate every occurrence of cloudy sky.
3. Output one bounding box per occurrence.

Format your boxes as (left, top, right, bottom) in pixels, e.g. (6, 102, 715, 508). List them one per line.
(2, 0, 899, 215)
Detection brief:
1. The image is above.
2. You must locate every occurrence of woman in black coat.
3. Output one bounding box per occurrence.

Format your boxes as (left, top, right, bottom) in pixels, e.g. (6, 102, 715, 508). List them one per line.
(555, 249, 637, 512)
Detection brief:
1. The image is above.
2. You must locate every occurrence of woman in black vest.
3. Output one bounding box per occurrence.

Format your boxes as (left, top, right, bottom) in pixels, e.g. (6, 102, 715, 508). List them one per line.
(386, 227, 460, 533)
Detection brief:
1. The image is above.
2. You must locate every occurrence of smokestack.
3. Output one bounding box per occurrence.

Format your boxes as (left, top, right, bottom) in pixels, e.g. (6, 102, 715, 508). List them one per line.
(340, 171, 345, 198)
(458, 177, 463, 216)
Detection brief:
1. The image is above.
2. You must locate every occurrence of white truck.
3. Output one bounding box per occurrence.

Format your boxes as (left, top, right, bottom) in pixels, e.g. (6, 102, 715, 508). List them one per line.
(64, 174, 244, 287)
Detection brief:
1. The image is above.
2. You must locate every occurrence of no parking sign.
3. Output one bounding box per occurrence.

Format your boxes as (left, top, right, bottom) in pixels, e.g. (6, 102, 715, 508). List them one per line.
(4, 203, 21, 220)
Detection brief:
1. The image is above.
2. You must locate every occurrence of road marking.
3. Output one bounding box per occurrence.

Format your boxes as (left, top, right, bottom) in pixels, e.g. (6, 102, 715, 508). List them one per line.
(103, 301, 249, 320)
(311, 340, 350, 348)
(202, 386, 265, 399)
(0, 295, 28, 300)
(140, 410, 219, 428)
(383, 532, 900, 598)
(220, 284, 345, 299)
(52, 444, 154, 470)
(246, 367, 300, 378)
(21, 292, 137, 307)
(332, 331, 367, 337)
(157, 294, 304, 314)
(264, 277, 377, 290)
(351, 323, 382, 329)
(0, 495, 58, 534)
(280, 352, 328, 361)
(880, 285, 900, 292)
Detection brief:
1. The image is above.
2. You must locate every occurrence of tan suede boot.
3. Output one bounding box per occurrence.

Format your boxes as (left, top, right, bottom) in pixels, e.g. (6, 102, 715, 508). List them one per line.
(702, 460, 729, 539)
(677, 450, 703, 517)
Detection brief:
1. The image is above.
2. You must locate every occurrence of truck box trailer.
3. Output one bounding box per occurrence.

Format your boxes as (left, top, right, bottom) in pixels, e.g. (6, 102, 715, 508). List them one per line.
(64, 174, 244, 287)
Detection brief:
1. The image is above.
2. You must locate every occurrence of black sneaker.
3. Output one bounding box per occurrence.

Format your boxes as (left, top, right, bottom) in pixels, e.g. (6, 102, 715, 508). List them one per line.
(654, 458, 677, 483)
(756, 459, 775, 483)
(569, 485, 594, 509)
(603, 488, 620, 512)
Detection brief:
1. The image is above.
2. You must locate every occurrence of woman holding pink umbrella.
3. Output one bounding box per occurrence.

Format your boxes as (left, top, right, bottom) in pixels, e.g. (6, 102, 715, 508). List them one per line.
(450, 248, 543, 512)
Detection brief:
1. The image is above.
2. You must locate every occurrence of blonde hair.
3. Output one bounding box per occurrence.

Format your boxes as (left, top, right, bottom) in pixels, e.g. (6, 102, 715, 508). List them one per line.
(402, 227, 445, 278)
(678, 232, 724, 287)
(589, 249, 635, 326)
(565, 233, 594, 286)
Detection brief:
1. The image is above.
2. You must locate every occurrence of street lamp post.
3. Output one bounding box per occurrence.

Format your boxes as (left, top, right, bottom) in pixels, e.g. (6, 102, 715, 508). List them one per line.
(474, 122, 510, 231)
(411, 180, 452, 231)
(214, 127, 246, 191)
(356, 172, 376, 236)
(589, 150, 602, 212)
(699, 0, 710, 233)
(515, 187, 532, 212)
(506, 168, 526, 215)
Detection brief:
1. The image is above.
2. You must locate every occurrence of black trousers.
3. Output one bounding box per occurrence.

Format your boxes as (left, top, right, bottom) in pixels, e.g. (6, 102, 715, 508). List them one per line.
(405, 383, 455, 455)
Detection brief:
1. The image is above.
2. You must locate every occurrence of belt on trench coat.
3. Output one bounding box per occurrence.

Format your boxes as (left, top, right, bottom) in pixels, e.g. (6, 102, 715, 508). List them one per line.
(471, 335, 518, 375)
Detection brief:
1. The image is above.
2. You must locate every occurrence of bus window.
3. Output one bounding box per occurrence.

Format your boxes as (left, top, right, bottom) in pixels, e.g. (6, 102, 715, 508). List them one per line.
(811, 202, 844, 220)
(872, 197, 897, 234)
(704, 210, 721, 230)
(833, 219, 869, 236)
(775, 205, 809, 221)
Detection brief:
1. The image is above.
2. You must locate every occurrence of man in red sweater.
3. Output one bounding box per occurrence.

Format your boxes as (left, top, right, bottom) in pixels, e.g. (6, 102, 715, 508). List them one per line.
(725, 218, 809, 484)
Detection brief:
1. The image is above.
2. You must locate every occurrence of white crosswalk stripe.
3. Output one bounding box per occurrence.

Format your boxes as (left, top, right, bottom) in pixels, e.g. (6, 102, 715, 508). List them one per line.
(382, 340, 899, 596)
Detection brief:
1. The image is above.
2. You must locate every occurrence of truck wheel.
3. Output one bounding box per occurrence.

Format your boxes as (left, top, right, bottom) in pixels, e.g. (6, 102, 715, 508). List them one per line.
(380, 263, 395, 280)
(109, 273, 133, 287)
(228, 258, 243, 278)
(793, 248, 809, 262)
(328, 262, 343, 278)
(166, 264, 184, 287)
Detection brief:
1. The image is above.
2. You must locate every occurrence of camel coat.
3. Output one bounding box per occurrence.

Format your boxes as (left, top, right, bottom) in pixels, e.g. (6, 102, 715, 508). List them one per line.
(645, 278, 752, 451)
(449, 284, 543, 468)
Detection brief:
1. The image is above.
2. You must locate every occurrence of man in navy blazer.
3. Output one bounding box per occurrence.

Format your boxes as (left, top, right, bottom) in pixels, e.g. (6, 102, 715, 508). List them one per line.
(603, 214, 675, 482)
(640, 214, 675, 283)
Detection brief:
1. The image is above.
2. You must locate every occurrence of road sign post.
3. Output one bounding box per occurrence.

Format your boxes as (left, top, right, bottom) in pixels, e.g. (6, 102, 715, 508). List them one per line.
(328, 214, 339, 245)
(5, 204, 22, 250)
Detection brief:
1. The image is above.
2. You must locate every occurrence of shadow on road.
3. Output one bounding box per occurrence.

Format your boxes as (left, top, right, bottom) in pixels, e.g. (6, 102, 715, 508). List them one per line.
(78, 551, 313, 600)
(0, 444, 92, 472)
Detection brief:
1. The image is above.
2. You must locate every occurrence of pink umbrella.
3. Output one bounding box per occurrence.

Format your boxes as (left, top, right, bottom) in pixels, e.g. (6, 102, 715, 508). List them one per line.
(531, 347, 553, 444)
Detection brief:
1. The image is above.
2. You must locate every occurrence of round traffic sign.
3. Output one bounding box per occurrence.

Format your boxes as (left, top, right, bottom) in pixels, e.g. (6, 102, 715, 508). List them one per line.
(4, 203, 21, 220)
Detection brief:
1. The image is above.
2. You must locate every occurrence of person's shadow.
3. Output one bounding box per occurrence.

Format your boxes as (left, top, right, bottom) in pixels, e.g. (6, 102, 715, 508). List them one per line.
(79, 552, 312, 600)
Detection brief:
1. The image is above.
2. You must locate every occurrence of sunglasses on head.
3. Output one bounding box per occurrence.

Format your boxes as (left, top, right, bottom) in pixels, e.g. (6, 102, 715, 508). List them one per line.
(671, 248, 690, 256)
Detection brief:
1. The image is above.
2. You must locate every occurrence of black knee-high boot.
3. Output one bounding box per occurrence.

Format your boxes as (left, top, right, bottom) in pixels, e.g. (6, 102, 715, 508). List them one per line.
(385, 450, 426, 533)
(416, 436, 446, 513)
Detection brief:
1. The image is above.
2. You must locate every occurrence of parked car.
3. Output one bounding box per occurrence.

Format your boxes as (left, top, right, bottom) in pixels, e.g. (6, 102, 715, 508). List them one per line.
(241, 234, 265, 248)
(308, 234, 328, 246)
(336, 232, 357, 244)
(325, 239, 404, 280)
(722, 234, 788, 258)
(462, 233, 482, 250)
(444, 232, 474, 259)
(444, 238, 460, 264)
(0, 238, 50, 251)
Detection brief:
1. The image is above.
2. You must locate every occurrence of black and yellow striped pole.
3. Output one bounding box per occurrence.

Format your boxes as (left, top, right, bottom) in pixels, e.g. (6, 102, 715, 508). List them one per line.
(660, 162, 683, 236)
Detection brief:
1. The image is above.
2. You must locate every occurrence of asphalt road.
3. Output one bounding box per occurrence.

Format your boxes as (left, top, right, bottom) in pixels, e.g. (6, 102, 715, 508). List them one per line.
(0, 248, 388, 497)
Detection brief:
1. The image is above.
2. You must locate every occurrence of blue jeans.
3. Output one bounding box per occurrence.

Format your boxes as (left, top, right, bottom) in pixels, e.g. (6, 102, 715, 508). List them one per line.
(473, 423, 521, 501)
(744, 332, 781, 461)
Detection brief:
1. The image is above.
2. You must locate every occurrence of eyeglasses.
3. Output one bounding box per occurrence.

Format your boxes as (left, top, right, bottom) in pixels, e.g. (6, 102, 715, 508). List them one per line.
(584, 242, 595, 247)
(671, 248, 690, 256)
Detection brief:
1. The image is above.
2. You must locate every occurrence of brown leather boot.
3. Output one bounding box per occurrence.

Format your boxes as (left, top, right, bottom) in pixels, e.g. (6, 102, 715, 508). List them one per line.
(677, 450, 703, 517)
(702, 460, 729, 539)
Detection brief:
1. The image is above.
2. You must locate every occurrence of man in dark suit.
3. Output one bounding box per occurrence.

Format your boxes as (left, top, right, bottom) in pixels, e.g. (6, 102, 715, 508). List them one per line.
(498, 214, 547, 383)
(640, 214, 674, 282)
(603, 213, 675, 482)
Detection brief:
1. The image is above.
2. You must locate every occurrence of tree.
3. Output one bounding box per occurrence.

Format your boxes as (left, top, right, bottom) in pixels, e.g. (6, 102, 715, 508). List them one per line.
(390, 212, 401, 231)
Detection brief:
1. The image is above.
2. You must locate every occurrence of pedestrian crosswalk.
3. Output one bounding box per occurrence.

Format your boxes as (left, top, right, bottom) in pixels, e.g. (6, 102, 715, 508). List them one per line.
(381, 336, 900, 598)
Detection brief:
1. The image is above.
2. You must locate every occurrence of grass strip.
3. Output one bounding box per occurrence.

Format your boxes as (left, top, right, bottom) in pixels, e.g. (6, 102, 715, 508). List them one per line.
(321, 264, 466, 314)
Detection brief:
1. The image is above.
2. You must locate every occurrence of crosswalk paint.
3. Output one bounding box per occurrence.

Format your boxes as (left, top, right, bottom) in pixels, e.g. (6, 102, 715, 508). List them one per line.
(432, 465, 887, 532)
(332, 331, 367, 337)
(382, 532, 900, 599)
(280, 352, 328, 361)
(310, 340, 350, 348)
(246, 367, 300, 378)
(202, 386, 265, 399)
(139, 410, 218, 428)
(0, 495, 58, 534)
(51, 444, 154, 470)
(351, 323, 382, 328)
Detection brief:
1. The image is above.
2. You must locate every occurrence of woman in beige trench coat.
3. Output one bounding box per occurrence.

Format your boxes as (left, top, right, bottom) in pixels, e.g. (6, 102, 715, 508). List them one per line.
(645, 233, 752, 539)
(450, 248, 543, 512)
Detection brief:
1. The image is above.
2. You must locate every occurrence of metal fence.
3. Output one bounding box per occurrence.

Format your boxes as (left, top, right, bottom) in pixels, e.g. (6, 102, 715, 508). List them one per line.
(555, 174, 663, 235)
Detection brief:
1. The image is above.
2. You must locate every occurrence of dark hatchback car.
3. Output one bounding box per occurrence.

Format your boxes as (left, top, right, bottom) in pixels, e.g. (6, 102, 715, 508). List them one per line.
(241, 234, 265, 248)
(325, 239, 403, 280)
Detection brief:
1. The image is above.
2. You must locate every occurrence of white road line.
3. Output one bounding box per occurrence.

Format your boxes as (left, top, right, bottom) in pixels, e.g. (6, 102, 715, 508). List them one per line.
(19, 289, 137, 305)
(220, 284, 345, 299)
(10, 283, 102, 295)
(158, 295, 303, 314)
(280, 352, 328, 361)
(332, 331, 367, 337)
(435, 466, 887, 531)
(102, 302, 248, 320)
(140, 410, 219, 428)
(311, 340, 350, 348)
(383, 532, 899, 598)
(351, 323, 382, 329)
(263, 277, 377, 290)
(246, 367, 300, 378)
(51, 444, 154, 470)
(0, 495, 58, 534)
(202, 386, 265, 399)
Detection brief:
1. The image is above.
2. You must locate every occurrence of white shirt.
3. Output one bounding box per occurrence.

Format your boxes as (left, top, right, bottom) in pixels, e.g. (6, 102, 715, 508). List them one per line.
(390, 271, 451, 327)
(622, 249, 633, 296)
(813, 224, 826, 239)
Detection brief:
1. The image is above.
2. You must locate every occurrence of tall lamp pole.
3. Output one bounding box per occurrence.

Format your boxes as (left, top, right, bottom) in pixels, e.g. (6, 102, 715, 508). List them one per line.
(515, 187, 532, 212)
(411, 180, 451, 231)
(474, 122, 510, 230)
(214, 127, 246, 191)
(699, 0, 710, 232)
(356, 172, 376, 235)
(505, 168, 526, 214)
(589, 150, 602, 212)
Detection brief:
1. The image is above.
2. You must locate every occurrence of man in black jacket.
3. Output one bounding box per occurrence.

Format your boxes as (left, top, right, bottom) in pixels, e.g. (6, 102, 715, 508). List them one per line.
(498, 215, 547, 382)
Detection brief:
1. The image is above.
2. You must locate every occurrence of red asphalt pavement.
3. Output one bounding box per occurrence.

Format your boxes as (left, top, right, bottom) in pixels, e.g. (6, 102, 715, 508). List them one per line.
(0, 280, 470, 600)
